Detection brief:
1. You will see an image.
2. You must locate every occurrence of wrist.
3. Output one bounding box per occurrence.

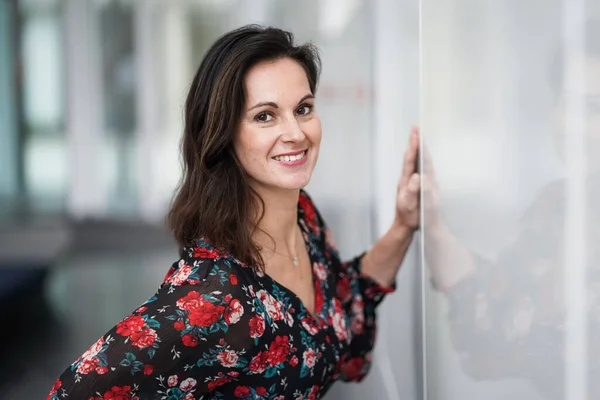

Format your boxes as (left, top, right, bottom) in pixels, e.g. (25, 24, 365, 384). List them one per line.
(388, 218, 416, 245)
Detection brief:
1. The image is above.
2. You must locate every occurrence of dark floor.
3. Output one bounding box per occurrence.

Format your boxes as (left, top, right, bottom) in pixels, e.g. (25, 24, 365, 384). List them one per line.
(0, 220, 179, 400)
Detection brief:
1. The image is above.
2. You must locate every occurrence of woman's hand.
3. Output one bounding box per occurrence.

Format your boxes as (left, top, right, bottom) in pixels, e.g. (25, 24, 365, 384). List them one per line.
(394, 126, 421, 231)
(394, 126, 439, 232)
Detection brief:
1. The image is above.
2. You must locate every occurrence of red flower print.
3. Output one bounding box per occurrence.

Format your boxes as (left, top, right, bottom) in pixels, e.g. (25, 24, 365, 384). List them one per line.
(303, 348, 316, 368)
(174, 320, 185, 331)
(167, 375, 178, 387)
(46, 378, 61, 399)
(234, 386, 251, 398)
(224, 299, 244, 324)
(290, 355, 299, 367)
(329, 298, 348, 342)
(351, 295, 365, 334)
(95, 366, 109, 375)
(182, 334, 199, 347)
(188, 301, 226, 327)
(229, 274, 238, 285)
(256, 387, 267, 396)
(217, 349, 239, 367)
(228, 371, 240, 377)
(183, 393, 195, 400)
(313, 262, 327, 281)
(341, 357, 365, 379)
(257, 290, 284, 321)
(76, 358, 99, 375)
(308, 385, 320, 400)
(95, 385, 137, 400)
(193, 247, 221, 259)
(249, 351, 269, 374)
(79, 337, 105, 363)
(300, 318, 319, 335)
(143, 365, 153, 375)
(176, 291, 203, 311)
(179, 377, 197, 392)
(314, 286, 324, 315)
(162, 266, 176, 284)
(207, 376, 230, 391)
(169, 264, 194, 286)
(136, 306, 147, 313)
(336, 276, 351, 302)
(116, 315, 145, 337)
(224, 294, 232, 302)
(130, 328, 157, 349)
(298, 194, 319, 233)
(267, 336, 291, 366)
(249, 315, 265, 338)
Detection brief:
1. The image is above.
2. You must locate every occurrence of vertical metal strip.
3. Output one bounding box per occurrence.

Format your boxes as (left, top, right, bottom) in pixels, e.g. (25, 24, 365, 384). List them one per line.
(418, 0, 428, 398)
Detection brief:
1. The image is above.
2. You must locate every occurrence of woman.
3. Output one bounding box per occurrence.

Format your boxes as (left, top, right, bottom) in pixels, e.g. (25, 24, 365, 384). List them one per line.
(47, 25, 420, 400)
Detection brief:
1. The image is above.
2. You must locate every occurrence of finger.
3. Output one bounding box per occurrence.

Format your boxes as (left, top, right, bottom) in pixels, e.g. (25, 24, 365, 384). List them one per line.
(400, 127, 420, 187)
(399, 173, 420, 211)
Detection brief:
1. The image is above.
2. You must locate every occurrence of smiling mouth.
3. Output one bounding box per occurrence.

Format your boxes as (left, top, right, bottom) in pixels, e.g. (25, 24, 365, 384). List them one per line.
(272, 150, 307, 162)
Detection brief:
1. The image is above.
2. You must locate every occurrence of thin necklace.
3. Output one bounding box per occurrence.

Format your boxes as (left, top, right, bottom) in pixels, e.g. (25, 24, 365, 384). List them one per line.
(268, 247, 299, 266)
(262, 229, 301, 266)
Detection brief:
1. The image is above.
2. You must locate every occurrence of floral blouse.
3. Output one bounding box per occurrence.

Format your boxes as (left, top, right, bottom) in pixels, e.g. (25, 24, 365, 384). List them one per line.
(47, 191, 394, 400)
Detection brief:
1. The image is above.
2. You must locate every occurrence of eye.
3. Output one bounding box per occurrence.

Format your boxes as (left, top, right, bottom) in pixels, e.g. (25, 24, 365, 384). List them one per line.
(255, 112, 274, 123)
(296, 104, 313, 116)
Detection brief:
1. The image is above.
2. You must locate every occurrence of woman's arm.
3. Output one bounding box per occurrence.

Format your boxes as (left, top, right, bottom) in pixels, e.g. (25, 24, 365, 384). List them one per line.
(360, 220, 415, 288)
(47, 251, 256, 400)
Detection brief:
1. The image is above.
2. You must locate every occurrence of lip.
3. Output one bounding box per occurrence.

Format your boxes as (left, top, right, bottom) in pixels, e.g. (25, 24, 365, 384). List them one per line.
(271, 149, 308, 167)
(272, 149, 307, 158)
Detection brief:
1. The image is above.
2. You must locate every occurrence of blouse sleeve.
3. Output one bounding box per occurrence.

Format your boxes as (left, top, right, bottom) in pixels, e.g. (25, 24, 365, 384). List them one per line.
(332, 249, 396, 382)
(300, 191, 395, 383)
(46, 249, 256, 400)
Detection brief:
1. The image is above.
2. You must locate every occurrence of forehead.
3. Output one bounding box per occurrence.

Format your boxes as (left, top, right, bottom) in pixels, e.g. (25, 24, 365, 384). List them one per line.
(244, 58, 311, 101)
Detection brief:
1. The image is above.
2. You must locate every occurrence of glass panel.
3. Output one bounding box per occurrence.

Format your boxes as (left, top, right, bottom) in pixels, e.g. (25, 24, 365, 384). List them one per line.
(422, 1, 598, 399)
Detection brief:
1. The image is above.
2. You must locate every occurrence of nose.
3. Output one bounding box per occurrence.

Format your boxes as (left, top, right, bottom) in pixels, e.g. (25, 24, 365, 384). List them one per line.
(280, 116, 306, 142)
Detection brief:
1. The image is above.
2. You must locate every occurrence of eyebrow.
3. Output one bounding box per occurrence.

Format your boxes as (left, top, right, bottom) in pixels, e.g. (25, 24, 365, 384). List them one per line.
(246, 94, 315, 112)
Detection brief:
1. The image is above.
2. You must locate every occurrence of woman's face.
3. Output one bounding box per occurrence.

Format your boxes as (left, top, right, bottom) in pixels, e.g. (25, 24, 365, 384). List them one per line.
(234, 57, 322, 193)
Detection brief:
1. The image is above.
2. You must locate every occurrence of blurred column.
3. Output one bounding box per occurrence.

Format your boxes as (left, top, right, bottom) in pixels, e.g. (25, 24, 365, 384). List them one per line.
(132, 0, 194, 223)
(0, 0, 18, 203)
(64, 0, 108, 218)
(134, 0, 165, 222)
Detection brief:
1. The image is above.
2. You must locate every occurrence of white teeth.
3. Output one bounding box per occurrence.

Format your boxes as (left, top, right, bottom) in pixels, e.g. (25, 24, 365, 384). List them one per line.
(274, 151, 306, 162)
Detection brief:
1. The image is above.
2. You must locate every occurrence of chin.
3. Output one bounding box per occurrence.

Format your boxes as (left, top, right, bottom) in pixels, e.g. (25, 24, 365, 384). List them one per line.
(277, 178, 312, 191)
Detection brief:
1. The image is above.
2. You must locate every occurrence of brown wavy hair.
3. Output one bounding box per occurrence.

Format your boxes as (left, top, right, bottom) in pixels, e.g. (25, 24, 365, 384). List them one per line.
(167, 25, 321, 271)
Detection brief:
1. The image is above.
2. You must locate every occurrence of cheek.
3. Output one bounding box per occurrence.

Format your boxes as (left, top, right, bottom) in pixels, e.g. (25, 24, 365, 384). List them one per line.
(306, 118, 323, 146)
(233, 132, 270, 171)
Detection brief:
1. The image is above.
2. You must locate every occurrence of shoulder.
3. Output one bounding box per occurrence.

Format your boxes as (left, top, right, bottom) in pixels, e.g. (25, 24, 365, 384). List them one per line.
(162, 238, 253, 293)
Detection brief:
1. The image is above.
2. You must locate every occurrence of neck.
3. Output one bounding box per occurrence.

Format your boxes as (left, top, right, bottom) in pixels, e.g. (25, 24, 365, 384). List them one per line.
(253, 186, 301, 253)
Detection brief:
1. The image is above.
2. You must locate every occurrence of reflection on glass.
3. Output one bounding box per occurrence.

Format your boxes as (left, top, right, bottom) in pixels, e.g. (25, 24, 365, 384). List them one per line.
(422, 4, 600, 399)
